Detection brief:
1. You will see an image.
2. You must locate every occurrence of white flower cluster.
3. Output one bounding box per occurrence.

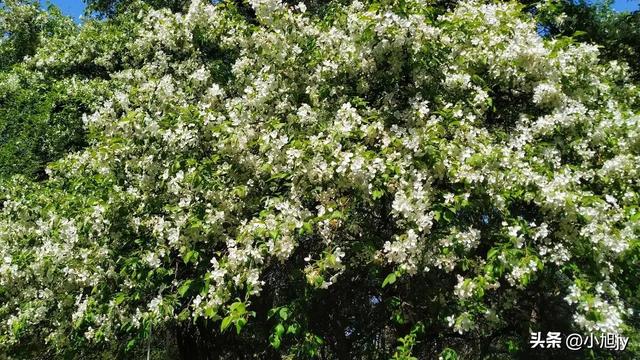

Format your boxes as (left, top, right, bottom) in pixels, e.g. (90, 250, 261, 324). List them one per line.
(565, 282, 633, 334)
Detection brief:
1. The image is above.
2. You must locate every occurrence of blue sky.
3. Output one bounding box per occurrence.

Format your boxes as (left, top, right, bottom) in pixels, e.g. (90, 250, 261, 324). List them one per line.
(47, 0, 639, 20)
(46, 1, 85, 19)
(613, 0, 640, 11)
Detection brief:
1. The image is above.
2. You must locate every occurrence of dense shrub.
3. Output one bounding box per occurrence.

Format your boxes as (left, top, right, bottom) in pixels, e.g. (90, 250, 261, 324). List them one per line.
(0, 0, 638, 359)
(0, 1, 110, 180)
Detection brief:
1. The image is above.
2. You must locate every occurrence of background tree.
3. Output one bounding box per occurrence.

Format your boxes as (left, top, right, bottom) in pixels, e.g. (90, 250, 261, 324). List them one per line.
(536, 0, 640, 79)
(0, 1, 90, 179)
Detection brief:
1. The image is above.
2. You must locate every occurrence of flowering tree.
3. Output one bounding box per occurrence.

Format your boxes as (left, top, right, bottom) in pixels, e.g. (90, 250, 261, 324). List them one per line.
(0, 0, 638, 358)
(536, 0, 640, 80)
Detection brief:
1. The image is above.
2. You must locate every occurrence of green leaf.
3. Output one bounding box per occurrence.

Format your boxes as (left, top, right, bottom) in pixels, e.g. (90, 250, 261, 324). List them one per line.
(126, 339, 137, 351)
(275, 323, 285, 337)
(114, 293, 126, 305)
(372, 189, 384, 199)
(572, 30, 587, 38)
(11, 320, 23, 335)
(229, 301, 246, 315)
(443, 210, 453, 222)
(485, 264, 494, 276)
(299, 222, 313, 235)
(270, 334, 281, 349)
(440, 348, 458, 360)
(268, 307, 278, 319)
(504, 339, 517, 352)
(287, 323, 300, 335)
(184, 250, 199, 264)
(178, 280, 193, 297)
(235, 317, 247, 334)
(220, 316, 233, 332)
(278, 307, 289, 321)
(177, 308, 190, 321)
(382, 272, 397, 288)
